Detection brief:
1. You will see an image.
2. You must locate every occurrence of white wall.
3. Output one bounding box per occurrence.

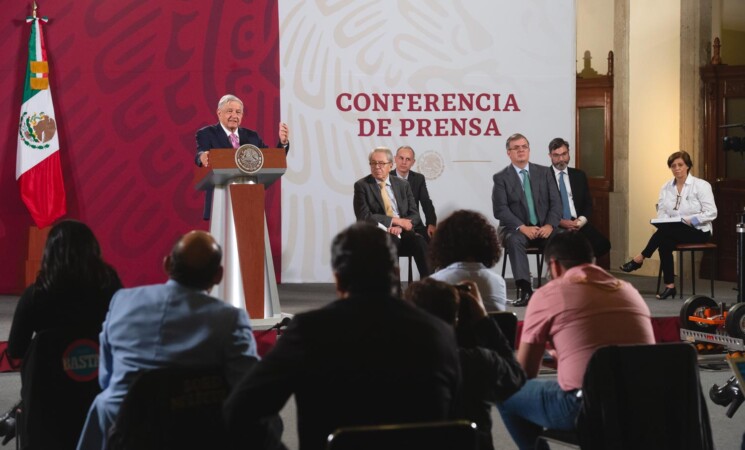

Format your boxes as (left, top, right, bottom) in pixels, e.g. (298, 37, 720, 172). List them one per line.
(576, 0, 614, 74)
(628, 0, 681, 262)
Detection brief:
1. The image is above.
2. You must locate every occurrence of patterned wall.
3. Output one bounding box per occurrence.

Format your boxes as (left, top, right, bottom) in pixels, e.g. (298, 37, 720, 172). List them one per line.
(0, 0, 281, 293)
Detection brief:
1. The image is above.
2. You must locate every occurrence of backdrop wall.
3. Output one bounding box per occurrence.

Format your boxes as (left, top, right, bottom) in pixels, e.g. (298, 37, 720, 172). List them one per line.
(1, 1, 282, 293)
(278, 1, 576, 282)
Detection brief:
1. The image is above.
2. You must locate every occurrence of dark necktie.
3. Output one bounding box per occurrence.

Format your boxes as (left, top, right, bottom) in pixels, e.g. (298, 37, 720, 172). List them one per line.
(520, 169, 538, 225)
(559, 171, 572, 219)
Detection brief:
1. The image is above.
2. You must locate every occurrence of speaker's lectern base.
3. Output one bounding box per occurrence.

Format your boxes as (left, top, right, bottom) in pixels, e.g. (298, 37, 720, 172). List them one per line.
(210, 183, 283, 325)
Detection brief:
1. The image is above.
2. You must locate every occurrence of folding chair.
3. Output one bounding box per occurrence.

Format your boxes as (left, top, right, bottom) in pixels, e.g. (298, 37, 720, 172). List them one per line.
(107, 367, 229, 450)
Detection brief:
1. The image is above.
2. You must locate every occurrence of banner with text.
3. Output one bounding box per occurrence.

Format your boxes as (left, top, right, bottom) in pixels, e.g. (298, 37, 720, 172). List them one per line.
(279, 1, 575, 282)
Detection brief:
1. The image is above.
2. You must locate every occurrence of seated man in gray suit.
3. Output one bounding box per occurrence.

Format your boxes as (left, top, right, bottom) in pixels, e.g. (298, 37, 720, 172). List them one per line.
(76, 231, 258, 450)
(353, 146, 430, 277)
(391, 145, 437, 241)
(492, 133, 562, 306)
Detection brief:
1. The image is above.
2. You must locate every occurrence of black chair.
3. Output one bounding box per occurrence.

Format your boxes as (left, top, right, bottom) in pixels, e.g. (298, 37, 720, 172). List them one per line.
(327, 420, 478, 450)
(399, 253, 415, 284)
(107, 367, 229, 450)
(655, 242, 717, 299)
(488, 311, 518, 350)
(539, 342, 714, 450)
(501, 246, 545, 288)
(17, 327, 102, 450)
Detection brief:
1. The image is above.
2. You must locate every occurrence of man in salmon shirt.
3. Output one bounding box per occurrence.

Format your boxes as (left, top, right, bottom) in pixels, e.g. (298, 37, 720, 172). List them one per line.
(497, 232, 655, 449)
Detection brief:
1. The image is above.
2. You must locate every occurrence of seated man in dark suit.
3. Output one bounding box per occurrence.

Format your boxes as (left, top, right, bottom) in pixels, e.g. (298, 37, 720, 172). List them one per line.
(194, 94, 290, 220)
(391, 145, 437, 240)
(353, 146, 430, 276)
(223, 222, 461, 450)
(492, 133, 562, 306)
(547, 137, 611, 258)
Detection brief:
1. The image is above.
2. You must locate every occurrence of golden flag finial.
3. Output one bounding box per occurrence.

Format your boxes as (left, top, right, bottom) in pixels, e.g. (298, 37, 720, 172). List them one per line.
(32, 1, 38, 18)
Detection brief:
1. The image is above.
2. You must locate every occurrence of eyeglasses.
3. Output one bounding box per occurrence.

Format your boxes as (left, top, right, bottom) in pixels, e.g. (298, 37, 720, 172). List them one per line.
(369, 161, 390, 167)
(673, 195, 682, 211)
(509, 144, 529, 151)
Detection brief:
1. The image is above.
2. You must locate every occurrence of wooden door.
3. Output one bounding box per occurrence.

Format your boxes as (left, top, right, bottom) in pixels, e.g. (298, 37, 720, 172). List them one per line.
(576, 54, 614, 269)
(701, 64, 745, 281)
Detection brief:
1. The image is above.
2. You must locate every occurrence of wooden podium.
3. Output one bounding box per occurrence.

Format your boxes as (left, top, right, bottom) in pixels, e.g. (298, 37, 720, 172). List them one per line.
(194, 146, 286, 327)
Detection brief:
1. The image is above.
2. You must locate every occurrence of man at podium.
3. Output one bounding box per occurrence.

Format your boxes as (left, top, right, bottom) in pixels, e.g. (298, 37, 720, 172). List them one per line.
(195, 94, 290, 219)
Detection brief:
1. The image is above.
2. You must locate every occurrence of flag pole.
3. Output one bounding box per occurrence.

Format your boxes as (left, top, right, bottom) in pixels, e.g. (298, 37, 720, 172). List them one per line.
(32, 1, 37, 19)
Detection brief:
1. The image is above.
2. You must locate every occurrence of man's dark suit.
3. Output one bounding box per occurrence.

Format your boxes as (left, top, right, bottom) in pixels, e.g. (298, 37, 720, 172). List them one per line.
(554, 166, 611, 258)
(391, 169, 437, 240)
(195, 123, 288, 220)
(223, 294, 461, 450)
(353, 174, 430, 276)
(492, 163, 562, 283)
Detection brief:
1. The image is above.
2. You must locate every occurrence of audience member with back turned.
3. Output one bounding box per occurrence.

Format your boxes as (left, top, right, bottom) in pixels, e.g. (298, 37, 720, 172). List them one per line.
(223, 222, 460, 450)
(77, 231, 258, 450)
(429, 209, 508, 312)
(2, 220, 122, 446)
(492, 133, 562, 307)
(353, 146, 431, 276)
(620, 150, 717, 299)
(405, 278, 526, 450)
(497, 232, 655, 450)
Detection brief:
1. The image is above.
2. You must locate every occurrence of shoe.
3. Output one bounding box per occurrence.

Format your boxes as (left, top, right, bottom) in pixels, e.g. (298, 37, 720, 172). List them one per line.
(656, 287, 677, 300)
(619, 259, 643, 273)
(0, 405, 17, 446)
(513, 289, 532, 307)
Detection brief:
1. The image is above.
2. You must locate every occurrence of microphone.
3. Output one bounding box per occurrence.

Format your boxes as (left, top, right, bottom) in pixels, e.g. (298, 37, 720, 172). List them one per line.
(259, 317, 292, 336)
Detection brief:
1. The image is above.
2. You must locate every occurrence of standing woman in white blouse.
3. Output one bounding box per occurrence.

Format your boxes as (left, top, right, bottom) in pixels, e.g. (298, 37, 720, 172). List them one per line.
(620, 151, 717, 299)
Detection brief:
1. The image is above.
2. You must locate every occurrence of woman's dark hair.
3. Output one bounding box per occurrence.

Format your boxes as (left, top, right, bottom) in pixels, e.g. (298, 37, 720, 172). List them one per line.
(35, 220, 119, 294)
(429, 210, 502, 270)
(667, 150, 692, 173)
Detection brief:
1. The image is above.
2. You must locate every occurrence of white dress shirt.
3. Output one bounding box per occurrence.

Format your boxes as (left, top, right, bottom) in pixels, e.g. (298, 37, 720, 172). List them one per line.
(656, 174, 717, 233)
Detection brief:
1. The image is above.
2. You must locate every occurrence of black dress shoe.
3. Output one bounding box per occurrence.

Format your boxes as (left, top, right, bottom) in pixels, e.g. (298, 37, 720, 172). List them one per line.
(0, 405, 17, 446)
(656, 287, 677, 300)
(513, 289, 532, 307)
(619, 259, 643, 273)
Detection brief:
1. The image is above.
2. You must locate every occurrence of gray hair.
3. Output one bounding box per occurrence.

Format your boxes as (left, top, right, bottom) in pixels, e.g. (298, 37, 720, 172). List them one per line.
(218, 94, 244, 110)
(369, 146, 393, 163)
(396, 146, 416, 158)
(505, 133, 529, 150)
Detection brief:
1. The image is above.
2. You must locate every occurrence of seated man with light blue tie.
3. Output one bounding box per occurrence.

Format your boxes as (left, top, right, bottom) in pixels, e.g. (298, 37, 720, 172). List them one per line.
(548, 137, 611, 259)
(492, 133, 562, 306)
(353, 147, 430, 277)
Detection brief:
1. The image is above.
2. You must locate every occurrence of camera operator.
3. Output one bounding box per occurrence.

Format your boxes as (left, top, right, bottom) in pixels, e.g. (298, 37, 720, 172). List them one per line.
(405, 279, 526, 450)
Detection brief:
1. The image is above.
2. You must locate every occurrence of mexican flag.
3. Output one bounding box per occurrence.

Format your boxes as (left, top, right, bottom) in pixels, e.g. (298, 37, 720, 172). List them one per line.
(16, 11, 66, 228)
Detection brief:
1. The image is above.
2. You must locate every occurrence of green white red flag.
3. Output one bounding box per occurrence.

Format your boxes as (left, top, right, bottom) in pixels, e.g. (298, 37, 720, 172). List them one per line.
(16, 7, 66, 228)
